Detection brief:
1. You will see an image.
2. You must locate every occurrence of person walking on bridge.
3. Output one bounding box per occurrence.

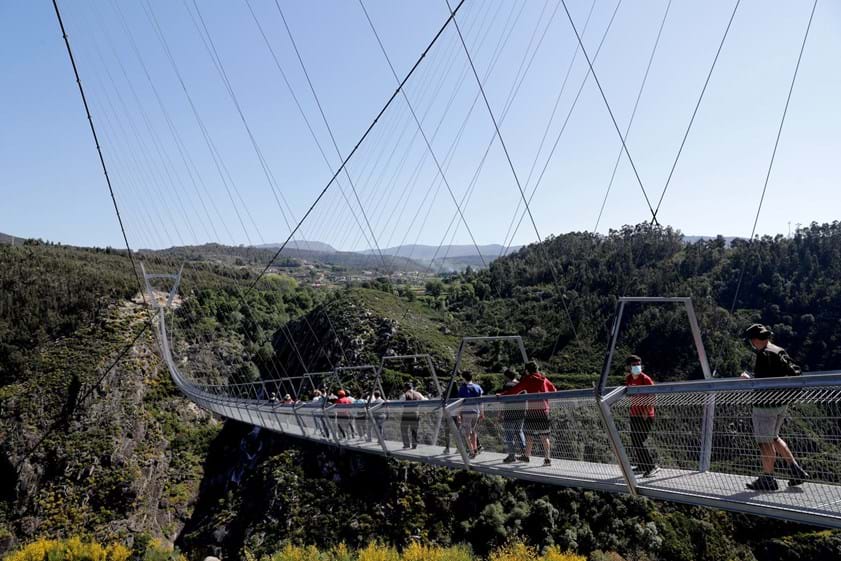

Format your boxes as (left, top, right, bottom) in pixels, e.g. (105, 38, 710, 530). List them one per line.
(335, 389, 355, 439)
(501, 361, 556, 466)
(625, 355, 660, 478)
(741, 324, 809, 491)
(457, 371, 484, 458)
(401, 382, 426, 449)
(500, 368, 526, 463)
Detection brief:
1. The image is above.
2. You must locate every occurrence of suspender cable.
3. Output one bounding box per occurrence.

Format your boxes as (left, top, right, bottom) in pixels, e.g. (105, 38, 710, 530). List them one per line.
(557, 0, 659, 224)
(501, 0, 621, 257)
(728, 0, 818, 316)
(51, 0, 145, 302)
(249, 0, 467, 292)
(498, 0, 597, 254)
(357, 0, 489, 270)
(594, 0, 672, 232)
(185, 0, 352, 370)
(274, 2, 389, 270)
(443, 0, 579, 344)
(650, 0, 741, 224)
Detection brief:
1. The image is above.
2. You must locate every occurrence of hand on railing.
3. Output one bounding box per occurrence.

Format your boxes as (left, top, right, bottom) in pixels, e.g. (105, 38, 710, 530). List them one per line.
(740, 372, 751, 379)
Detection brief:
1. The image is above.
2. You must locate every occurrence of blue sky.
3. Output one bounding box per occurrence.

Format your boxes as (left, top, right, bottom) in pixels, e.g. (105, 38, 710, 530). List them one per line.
(1, 0, 839, 251)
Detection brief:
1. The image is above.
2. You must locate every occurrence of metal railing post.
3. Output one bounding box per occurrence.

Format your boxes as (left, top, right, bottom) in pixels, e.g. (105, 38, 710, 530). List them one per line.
(597, 300, 626, 396)
(445, 399, 470, 467)
(368, 402, 390, 454)
(698, 392, 715, 472)
(596, 386, 638, 494)
(684, 299, 716, 472)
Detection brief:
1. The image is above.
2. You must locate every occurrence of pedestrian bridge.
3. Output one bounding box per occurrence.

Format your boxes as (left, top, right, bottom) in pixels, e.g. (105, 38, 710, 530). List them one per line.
(150, 312, 841, 530)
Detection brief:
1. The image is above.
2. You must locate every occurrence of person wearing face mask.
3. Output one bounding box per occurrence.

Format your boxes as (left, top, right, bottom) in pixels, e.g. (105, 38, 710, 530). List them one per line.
(740, 323, 808, 491)
(625, 355, 659, 477)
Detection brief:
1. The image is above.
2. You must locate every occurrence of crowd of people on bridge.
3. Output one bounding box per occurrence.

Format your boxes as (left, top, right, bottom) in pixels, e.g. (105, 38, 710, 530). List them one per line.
(258, 323, 810, 492)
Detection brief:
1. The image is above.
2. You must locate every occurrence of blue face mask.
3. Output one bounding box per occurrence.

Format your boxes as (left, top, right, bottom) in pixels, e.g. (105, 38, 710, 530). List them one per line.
(630, 365, 642, 376)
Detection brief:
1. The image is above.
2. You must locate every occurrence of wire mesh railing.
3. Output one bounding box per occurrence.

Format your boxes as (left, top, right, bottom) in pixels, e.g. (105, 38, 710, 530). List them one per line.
(153, 306, 841, 527)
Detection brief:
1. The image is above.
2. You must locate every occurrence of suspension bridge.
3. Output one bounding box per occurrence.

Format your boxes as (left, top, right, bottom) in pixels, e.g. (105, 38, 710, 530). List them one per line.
(49, 0, 839, 532)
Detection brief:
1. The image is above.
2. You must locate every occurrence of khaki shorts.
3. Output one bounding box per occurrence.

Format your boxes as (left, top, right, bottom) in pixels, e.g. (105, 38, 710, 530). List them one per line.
(752, 406, 786, 443)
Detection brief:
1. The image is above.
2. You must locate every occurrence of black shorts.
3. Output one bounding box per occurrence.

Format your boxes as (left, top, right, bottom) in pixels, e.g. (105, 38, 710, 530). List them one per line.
(525, 412, 551, 435)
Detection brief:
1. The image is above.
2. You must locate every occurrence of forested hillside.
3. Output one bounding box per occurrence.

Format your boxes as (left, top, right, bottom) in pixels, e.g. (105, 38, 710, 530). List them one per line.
(0, 243, 318, 557)
(2, 224, 841, 561)
(439, 223, 841, 384)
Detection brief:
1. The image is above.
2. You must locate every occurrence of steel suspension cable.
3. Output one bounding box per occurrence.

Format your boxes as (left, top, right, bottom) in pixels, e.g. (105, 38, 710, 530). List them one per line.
(111, 0, 236, 246)
(433, 0, 572, 270)
(244, 0, 399, 255)
(184, 0, 350, 370)
(141, 0, 259, 247)
(501, 0, 622, 257)
(594, 0, 672, 233)
(248, 0, 467, 292)
(444, 0, 580, 343)
(650, 0, 741, 224)
(356, 0, 491, 270)
(728, 0, 818, 317)
(557, 0, 659, 224)
(372, 0, 521, 266)
(275, 2, 389, 270)
(498, 0, 597, 254)
(378, 0, 522, 266)
(81, 12, 198, 246)
(51, 0, 144, 299)
(136, 2, 327, 378)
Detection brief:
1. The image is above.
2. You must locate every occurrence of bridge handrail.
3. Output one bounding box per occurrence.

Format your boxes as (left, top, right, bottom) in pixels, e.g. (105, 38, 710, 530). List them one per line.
(151, 298, 841, 529)
(624, 371, 841, 395)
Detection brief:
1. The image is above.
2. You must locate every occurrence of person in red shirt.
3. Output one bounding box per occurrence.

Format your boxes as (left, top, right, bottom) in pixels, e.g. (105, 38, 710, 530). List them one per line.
(625, 355, 659, 477)
(335, 389, 355, 439)
(501, 360, 557, 466)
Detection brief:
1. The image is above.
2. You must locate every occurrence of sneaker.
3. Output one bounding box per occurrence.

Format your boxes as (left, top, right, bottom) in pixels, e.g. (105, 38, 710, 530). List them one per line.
(642, 466, 661, 478)
(443, 448, 451, 454)
(746, 474, 778, 491)
(789, 463, 810, 487)
(503, 454, 517, 463)
(631, 465, 645, 474)
(516, 455, 530, 463)
(411, 444, 418, 449)
(468, 451, 477, 459)
(543, 458, 552, 467)
(402, 445, 410, 449)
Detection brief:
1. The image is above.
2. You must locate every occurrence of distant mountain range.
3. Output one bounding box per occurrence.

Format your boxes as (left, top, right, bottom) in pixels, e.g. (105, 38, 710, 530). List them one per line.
(254, 240, 337, 253)
(254, 241, 520, 261)
(248, 241, 521, 271)
(359, 243, 521, 262)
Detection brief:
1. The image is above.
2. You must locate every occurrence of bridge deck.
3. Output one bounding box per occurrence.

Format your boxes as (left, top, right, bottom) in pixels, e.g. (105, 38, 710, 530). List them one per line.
(260, 416, 841, 526)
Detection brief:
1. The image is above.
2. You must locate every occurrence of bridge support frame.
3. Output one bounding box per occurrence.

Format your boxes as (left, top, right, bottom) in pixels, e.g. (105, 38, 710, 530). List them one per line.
(596, 297, 716, 473)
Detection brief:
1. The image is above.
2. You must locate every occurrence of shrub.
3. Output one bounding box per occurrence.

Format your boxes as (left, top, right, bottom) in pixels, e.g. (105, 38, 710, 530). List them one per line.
(401, 543, 474, 561)
(489, 543, 538, 561)
(357, 543, 399, 561)
(267, 544, 323, 561)
(3, 537, 130, 561)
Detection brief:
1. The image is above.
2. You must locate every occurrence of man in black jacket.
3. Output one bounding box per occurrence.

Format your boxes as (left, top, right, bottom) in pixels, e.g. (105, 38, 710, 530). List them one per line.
(741, 323, 809, 491)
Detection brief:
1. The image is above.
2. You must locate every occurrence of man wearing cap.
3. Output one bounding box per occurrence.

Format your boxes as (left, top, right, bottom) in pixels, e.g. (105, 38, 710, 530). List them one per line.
(741, 323, 809, 490)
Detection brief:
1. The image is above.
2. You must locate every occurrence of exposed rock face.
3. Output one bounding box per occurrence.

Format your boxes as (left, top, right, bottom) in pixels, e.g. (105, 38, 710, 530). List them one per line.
(271, 289, 471, 389)
(0, 302, 220, 553)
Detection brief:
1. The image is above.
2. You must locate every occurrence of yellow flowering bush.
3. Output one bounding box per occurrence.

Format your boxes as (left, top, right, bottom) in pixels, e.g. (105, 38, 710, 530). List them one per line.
(267, 544, 323, 561)
(401, 542, 473, 561)
(356, 543, 399, 561)
(3, 537, 130, 561)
